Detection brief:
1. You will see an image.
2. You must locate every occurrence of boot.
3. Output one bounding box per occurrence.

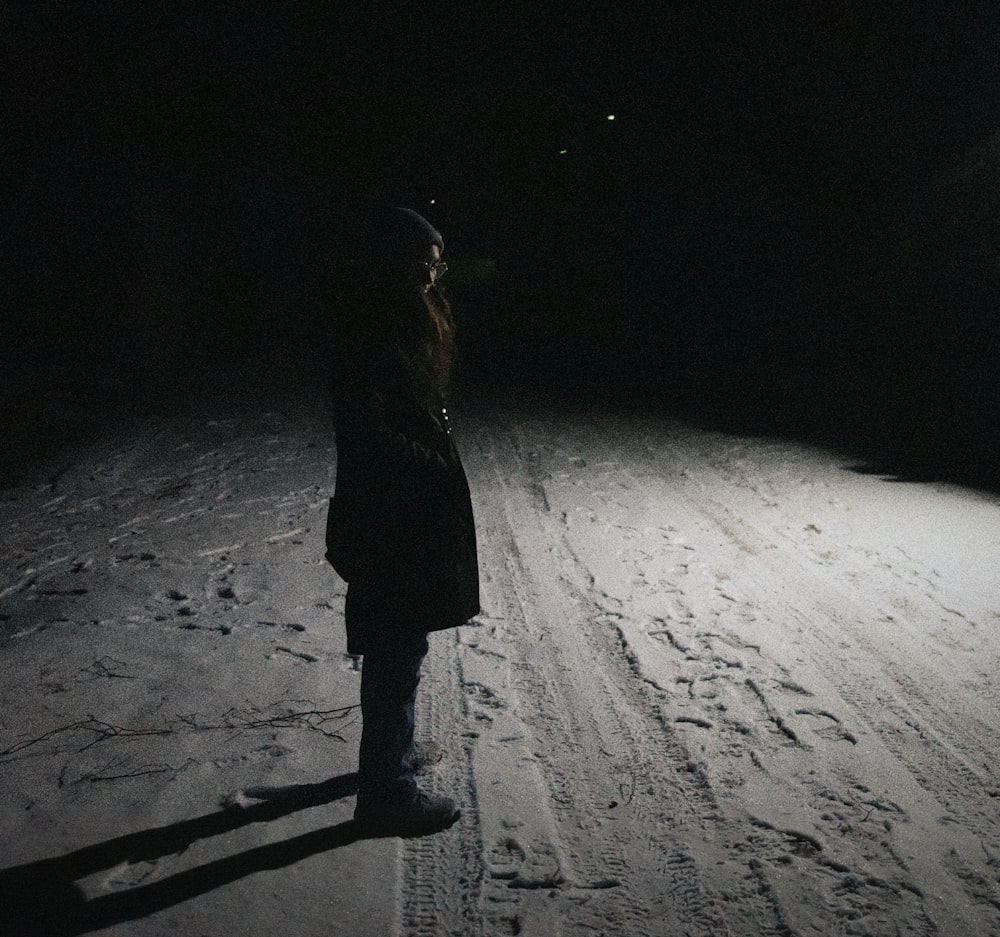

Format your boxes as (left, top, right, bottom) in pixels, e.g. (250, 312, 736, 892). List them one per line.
(354, 788, 460, 838)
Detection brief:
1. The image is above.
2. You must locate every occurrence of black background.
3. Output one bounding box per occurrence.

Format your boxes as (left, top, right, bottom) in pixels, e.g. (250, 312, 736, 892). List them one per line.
(4, 1, 999, 483)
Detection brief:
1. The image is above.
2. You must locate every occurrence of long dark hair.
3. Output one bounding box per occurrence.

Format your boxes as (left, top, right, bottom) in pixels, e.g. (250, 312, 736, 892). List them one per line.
(419, 283, 456, 400)
(335, 266, 456, 406)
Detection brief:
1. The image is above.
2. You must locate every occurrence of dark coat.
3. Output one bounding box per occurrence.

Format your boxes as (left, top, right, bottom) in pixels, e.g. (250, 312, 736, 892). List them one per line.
(325, 328, 480, 655)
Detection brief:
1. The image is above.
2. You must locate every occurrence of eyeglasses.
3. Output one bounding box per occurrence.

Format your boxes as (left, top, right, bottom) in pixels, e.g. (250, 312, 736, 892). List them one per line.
(412, 260, 448, 280)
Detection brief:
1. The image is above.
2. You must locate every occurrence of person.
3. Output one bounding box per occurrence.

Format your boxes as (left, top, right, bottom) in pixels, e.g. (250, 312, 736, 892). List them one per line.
(325, 206, 480, 837)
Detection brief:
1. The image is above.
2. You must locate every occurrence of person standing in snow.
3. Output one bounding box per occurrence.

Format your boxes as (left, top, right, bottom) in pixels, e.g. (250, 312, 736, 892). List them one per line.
(325, 206, 480, 837)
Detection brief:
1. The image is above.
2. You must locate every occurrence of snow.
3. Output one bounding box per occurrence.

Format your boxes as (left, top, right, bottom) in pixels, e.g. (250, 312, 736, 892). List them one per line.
(2, 384, 999, 936)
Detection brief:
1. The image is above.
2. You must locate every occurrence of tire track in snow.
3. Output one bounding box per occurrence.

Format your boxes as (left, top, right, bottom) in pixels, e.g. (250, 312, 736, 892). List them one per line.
(457, 413, 789, 937)
(485, 403, 993, 936)
(401, 630, 485, 937)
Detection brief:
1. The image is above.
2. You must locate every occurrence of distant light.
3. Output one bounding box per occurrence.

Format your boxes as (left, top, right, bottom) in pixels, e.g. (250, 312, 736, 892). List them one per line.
(559, 149, 568, 155)
(430, 198, 437, 205)
(607, 114, 616, 121)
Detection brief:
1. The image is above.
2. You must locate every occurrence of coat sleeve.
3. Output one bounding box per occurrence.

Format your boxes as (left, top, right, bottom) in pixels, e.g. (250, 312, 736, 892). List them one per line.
(333, 344, 454, 476)
(327, 342, 470, 587)
(364, 386, 452, 475)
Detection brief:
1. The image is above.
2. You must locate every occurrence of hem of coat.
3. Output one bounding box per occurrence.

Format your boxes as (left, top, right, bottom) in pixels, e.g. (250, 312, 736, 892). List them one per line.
(346, 609, 480, 657)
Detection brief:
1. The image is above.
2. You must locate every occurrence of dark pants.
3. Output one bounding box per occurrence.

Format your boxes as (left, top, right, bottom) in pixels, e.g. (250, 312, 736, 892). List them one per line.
(357, 630, 430, 806)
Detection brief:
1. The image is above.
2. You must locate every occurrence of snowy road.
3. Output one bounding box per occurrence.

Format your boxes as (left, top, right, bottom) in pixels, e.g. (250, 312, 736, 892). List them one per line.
(2, 391, 999, 935)
(416, 398, 1000, 937)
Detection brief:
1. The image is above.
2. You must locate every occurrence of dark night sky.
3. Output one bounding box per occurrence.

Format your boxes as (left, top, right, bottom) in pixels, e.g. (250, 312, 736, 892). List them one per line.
(3, 1, 999, 479)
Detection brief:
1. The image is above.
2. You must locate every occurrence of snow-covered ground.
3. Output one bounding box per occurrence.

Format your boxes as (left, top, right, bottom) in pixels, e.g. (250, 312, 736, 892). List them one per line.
(2, 385, 999, 936)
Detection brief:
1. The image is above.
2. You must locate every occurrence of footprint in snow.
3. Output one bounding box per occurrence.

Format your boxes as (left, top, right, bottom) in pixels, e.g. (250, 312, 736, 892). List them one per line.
(464, 682, 506, 709)
(485, 836, 528, 880)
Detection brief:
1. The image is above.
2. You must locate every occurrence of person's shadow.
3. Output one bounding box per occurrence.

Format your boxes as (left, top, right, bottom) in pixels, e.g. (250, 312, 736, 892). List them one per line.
(0, 773, 360, 937)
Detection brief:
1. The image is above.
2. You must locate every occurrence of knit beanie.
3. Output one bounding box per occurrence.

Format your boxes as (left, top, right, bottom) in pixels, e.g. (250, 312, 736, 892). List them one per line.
(364, 206, 444, 262)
